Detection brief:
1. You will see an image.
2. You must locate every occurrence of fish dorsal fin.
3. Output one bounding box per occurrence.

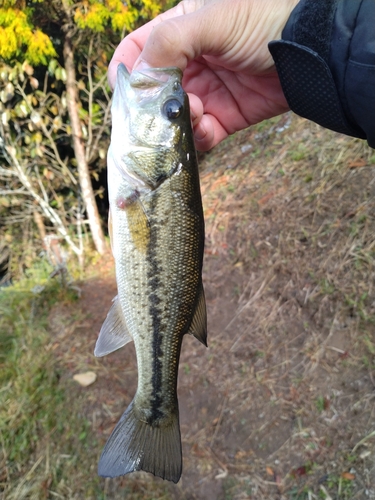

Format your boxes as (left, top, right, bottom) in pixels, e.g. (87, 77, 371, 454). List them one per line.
(94, 295, 133, 357)
(112, 64, 130, 114)
(188, 284, 208, 347)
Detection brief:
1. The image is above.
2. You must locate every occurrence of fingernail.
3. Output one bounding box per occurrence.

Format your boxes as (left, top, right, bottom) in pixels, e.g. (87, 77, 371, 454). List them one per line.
(133, 58, 151, 71)
(194, 123, 207, 141)
(190, 110, 198, 126)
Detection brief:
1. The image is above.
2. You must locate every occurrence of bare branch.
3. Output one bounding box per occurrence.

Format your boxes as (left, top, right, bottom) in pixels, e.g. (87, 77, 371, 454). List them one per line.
(0, 167, 18, 177)
(0, 189, 28, 195)
(88, 97, 111, 164)
(3, 145, 82, 255)
(34, 166, 49, 204)
(85, 38, 94, 163)
(40, 120, 78, 185)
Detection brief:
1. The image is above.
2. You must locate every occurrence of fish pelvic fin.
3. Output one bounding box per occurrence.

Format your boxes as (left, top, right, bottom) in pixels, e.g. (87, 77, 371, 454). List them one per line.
(98, 400, 182, 483)
(94, 295, 133, 357)
(188, 283, 208, 347)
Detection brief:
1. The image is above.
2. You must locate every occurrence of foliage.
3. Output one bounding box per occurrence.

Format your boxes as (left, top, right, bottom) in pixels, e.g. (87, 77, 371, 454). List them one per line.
(0, 46, 115, 272)
(0, 0, 165, 66)
(0, 6, 56, 65)
(0, 0, 169, 276)
(73, 0, 137, 32)
(73, 0, 165, 32)
(0, 60, 80, 262)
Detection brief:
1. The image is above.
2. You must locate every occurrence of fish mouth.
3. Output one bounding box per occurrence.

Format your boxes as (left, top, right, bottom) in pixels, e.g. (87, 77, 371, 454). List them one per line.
(129, 67, 183, 88)
(122, 65, 184, 104)
(115, 64, 183, 105)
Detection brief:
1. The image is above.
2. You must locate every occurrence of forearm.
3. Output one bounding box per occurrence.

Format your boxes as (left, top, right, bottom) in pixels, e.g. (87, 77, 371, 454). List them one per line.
(269, 0, 375, 148)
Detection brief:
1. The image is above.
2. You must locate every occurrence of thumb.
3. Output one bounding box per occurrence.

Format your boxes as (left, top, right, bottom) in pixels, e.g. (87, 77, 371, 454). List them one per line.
(134, 1, 233, 71)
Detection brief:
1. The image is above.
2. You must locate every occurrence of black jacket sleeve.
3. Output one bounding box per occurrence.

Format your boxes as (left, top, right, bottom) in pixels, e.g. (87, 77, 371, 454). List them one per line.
(268, 0, 375, 148)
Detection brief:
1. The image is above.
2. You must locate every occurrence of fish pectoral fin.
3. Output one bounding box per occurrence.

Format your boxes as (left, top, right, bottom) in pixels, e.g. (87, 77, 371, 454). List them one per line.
(188, 284, 208, 347)
(94, 295, 133, 357)
(98, 400, 182, 483)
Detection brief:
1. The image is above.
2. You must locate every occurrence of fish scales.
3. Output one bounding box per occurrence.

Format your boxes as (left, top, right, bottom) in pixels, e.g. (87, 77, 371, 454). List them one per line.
(95, 64, 207, 483)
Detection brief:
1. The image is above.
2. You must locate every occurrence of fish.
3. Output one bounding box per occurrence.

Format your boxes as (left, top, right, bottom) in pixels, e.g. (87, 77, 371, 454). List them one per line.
(94, 64, 207, 483)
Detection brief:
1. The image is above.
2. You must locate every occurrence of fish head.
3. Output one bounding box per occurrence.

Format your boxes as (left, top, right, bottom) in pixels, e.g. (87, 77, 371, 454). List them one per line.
(109, 64, 193, 190)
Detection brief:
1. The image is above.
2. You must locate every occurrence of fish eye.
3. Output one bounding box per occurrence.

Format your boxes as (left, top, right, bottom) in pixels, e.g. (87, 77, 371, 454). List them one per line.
(162, 99, 183, 120)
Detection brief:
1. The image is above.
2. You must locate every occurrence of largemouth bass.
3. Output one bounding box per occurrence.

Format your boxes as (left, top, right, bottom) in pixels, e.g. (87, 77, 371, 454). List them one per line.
(94, 64, 206, 483)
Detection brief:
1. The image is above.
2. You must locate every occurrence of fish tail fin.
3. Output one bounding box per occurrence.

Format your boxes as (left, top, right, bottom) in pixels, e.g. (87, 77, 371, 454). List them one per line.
(98, 400, 182, 483)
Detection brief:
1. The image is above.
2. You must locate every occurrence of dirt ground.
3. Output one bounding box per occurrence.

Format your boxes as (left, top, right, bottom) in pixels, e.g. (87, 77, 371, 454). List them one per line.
(53, 114, 375, 499)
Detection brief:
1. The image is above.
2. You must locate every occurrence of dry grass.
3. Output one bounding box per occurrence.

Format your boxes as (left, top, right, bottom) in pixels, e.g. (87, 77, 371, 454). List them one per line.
(174, 114, 375, 499)
(2, 114, 375, 499)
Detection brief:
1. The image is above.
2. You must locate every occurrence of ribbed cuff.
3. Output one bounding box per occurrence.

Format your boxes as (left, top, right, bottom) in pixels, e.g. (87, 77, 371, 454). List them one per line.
(268, 0, 366, 140)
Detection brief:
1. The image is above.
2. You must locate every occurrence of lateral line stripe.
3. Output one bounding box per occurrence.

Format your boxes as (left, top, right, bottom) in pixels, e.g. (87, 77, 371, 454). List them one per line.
(147, 192, 164, 423)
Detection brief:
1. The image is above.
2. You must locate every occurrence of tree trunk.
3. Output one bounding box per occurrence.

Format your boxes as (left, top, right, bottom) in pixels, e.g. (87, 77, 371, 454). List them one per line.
(63, 36, 107, 255)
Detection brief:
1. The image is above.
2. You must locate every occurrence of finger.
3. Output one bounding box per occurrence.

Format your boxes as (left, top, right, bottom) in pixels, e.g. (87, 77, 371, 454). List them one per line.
(194, 114, 228, 152)
(108, 1, 204, 89)
(187, 93, 204, 127)
(108, 23, 157, 89)
(136, 1, 230, 71)
(187, 93, 228, 151)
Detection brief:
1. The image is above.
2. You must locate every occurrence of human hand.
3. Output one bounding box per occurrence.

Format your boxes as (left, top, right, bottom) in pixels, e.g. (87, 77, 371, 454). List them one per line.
(108, 0, 299, 151)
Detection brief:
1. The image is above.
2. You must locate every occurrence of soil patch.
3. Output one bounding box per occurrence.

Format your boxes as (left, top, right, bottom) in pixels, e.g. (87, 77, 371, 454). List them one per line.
(50, 115, 375, 499)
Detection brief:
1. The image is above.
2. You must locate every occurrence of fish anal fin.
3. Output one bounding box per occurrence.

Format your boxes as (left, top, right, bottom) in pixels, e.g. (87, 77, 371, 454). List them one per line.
(94, 295, 133, 357)
(98, 400, 182, 483)
(188, 284, 207, 347)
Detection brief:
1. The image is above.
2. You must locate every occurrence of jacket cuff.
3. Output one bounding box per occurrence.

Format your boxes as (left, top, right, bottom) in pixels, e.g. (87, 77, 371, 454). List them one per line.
(268, 0, 366, 141)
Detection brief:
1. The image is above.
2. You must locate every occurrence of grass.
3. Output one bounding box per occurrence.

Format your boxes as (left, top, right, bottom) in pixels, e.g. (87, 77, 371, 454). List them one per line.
(0, 260, 102, 499)
(2, 114, 375, 499)
(0, 258, 173, 500)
